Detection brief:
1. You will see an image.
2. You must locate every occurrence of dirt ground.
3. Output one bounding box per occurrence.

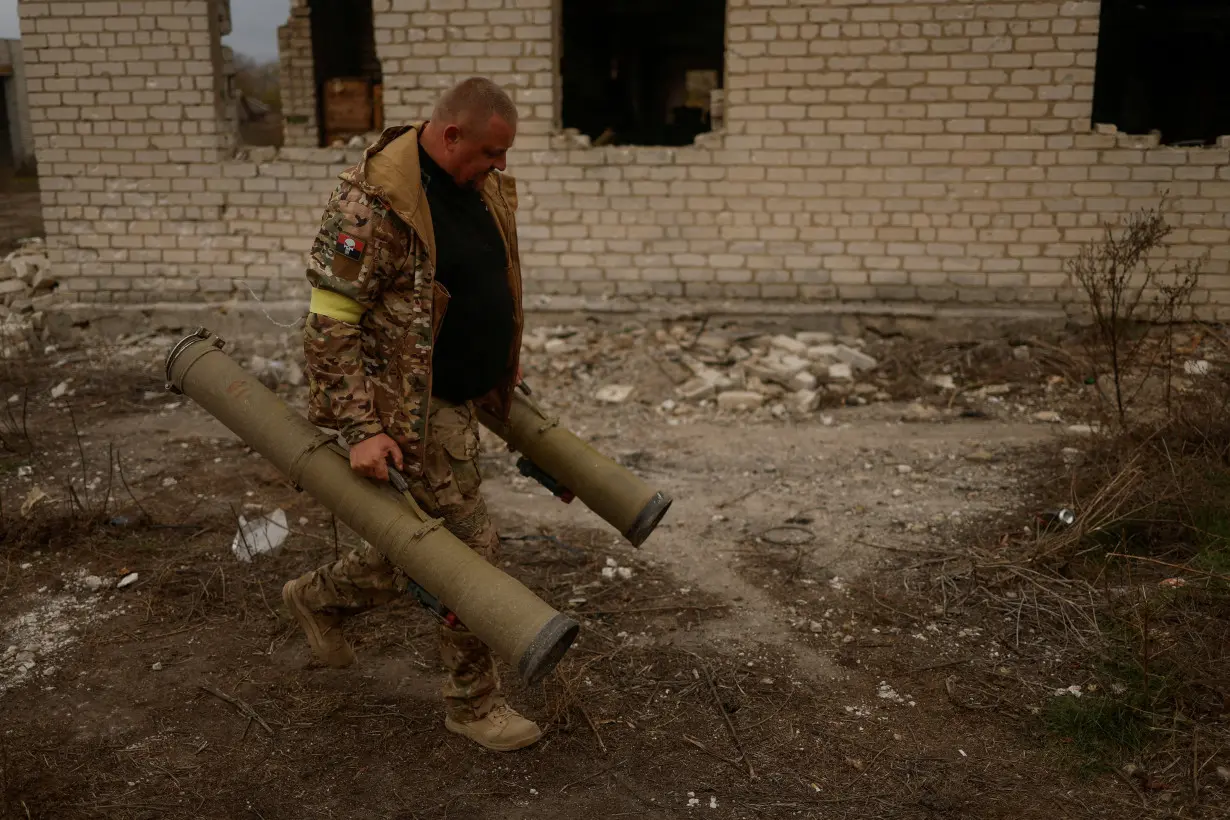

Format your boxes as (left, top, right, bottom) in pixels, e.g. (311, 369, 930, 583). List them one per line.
(0, 318, 1221, 819)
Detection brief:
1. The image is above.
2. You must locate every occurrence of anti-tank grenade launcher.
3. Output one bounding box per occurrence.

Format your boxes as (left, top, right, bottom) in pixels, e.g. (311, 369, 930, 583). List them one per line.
(163, 328, 673, 686)
(478, 381, 673, 549)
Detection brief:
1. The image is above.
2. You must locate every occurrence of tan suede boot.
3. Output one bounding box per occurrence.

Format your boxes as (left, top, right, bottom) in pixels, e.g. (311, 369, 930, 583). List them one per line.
(439, 625, 542, 751)
(282, 575, 356, 668)
(444, 691, 543, 752)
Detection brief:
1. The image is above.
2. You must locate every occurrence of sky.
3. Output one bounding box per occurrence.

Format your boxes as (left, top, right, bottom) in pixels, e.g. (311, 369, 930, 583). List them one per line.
(0, 1, 16, 40)
(226, 0, 289, 63)
(0, 1, 289, 62)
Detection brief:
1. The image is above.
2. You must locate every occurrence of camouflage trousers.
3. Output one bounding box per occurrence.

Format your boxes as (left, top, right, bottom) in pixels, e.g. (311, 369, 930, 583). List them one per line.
(295, 396, 503, 719)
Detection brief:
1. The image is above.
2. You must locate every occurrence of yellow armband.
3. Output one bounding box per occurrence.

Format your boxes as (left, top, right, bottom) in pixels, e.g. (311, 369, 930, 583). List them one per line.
(309, 288, 365, 324)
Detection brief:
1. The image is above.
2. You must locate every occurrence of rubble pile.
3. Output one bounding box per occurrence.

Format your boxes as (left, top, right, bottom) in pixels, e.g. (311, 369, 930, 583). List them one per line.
(663, 328, 885, 416)
(0, 238, 57, 358)
(521, 324, 890, 419)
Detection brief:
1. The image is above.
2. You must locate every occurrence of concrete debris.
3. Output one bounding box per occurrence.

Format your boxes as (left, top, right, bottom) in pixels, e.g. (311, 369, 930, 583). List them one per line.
(791, 371, 818, 391)
(876, 680, 914, 706)
(769, 334, 808, 356)
(676, 379, 718, 402)
(717, 391, 766, 412)
(1, 589, 121, 696)
(0, 239, 55, 360)
(517, 325, 901, 416)
(776, 354, 810, 375)
(827, 363, 854, 383)
(808, 344, 838, 360)
(927, 374, 956, 390)
(601, 556, 634, 581)
(835, 344, 878, 371)
(693, 333, 729, 353)
(795, 389, 821, 413)
(116, 572, 140, 589)
(595, 384, 634, 404)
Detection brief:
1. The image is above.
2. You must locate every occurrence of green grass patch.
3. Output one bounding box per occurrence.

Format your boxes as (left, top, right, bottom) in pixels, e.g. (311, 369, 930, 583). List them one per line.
(1190, 494, 1230, 577)
(1042, 692, 1151, 770)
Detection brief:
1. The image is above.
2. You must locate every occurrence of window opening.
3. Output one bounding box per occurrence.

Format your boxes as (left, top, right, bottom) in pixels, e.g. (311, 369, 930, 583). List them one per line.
(559, 0, 725, 147)
(222, 0, 285, 147)
(1092, 0, 1230, 146)
(309, 0, 383, 148)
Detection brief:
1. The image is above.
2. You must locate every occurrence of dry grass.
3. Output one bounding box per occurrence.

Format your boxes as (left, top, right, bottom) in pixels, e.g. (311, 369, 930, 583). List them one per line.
(915, 326, 1230, 810)
(893, 195, 1230, 806)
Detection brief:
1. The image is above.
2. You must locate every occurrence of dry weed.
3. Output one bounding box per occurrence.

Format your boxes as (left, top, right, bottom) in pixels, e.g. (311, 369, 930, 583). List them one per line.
(1066, 193, 1204, 428)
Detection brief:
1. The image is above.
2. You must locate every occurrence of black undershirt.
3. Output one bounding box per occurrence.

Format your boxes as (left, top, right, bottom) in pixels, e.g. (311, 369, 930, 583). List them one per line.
(419, 144, 514, 403)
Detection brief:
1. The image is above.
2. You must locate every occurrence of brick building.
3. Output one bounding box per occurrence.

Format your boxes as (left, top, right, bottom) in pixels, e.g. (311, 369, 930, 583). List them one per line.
(15, 1, 1230, 317)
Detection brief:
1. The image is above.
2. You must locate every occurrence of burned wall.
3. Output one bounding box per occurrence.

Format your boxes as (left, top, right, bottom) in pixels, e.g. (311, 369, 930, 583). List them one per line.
(19, 0, 1230, 317)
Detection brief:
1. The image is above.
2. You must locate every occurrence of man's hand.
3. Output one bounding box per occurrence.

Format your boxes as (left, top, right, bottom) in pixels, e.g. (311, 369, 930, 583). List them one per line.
(351, 433, 403, 482)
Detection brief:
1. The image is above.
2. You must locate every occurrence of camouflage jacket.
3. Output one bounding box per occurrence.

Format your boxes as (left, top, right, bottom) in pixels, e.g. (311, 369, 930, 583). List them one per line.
(302, 124, 524, 476)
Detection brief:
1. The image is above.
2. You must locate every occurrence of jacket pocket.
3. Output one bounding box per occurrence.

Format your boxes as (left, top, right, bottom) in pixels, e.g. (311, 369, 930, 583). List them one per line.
(431, 280, 450, 343)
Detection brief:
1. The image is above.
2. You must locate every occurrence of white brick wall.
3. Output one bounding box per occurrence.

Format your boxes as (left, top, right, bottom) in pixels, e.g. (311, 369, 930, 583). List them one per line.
(277, 2, 316, 149)
(19, 0, 1230, 316)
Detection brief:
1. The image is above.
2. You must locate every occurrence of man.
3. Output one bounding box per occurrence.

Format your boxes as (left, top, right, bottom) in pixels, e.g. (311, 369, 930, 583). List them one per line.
(280, 77, 540, 752)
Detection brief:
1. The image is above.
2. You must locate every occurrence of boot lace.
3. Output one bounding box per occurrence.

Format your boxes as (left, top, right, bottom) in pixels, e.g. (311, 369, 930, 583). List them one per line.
(486, 703, 517, 725)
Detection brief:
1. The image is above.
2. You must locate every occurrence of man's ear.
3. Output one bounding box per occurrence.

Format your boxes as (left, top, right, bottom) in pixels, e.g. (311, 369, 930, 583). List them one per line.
(443, 123, 463, 148)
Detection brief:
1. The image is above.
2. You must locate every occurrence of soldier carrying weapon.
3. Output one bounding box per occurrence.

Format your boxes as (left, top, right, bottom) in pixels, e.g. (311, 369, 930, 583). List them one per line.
(280, 77, 542, 752)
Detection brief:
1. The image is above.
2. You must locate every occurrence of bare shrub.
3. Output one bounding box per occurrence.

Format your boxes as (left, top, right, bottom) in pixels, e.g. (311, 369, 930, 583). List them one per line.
(1065, 193, 1203, 428)
(929, 201, 1230, 791)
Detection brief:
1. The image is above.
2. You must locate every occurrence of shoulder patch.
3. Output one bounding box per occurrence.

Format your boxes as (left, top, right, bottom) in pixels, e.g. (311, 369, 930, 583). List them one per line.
(337, 232, 366, 261)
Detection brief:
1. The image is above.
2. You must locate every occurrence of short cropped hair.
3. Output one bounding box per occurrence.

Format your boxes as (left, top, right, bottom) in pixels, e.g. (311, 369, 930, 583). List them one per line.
(432, 77, 519, 131)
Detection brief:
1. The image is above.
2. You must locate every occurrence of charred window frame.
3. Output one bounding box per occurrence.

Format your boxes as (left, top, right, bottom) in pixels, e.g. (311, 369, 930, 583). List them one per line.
(1092, 0, 1230, 146)
(558, 0, 726, 148)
